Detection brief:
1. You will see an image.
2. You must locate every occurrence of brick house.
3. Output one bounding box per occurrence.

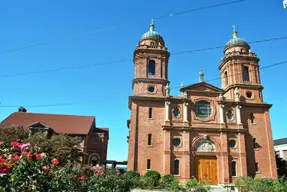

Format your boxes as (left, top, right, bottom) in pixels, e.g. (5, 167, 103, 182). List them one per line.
(1, 107, 109, 165)
(127, 23, 277, 184)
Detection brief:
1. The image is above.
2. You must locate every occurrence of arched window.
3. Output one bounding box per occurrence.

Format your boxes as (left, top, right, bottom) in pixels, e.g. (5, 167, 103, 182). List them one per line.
(224, 71, 228, 85)
(174, 160, 179, 175)
(148, 60, 156, 76)
(250, 113, 255, 123)
(243, 66, 250, 81)
(231, 161, 236, 176)
(89, 154, 100, 166)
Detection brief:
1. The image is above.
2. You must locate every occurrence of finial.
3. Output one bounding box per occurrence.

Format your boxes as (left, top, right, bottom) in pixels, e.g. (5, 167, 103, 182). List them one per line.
(199, 69, 204, 82)
(232, 25, 238, 39)
(150, 18, 155, 31)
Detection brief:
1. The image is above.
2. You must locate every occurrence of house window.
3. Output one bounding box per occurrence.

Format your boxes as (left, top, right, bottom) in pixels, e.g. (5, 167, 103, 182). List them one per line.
(225, 71, 228, 85)
(243, 66, 250, 81)
(194, 100, 212, 118)
(253, 138, 257, 149)
(148, 134, 152, 146)
(148, 108, 153, 119)
(148, 60, 156, 76)
(174, 160, 179, 175)
(250, 113, 255, 123)
(147, 159, 151, 169)
(231, 161, 236, 176)
(255, 162, 259, 173)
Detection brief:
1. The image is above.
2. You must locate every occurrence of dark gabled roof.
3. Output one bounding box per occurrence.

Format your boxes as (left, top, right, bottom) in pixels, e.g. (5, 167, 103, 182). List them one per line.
(274, 138, 287, 146)
(180, 81, 224, 93)
(1, 112, 96, 135)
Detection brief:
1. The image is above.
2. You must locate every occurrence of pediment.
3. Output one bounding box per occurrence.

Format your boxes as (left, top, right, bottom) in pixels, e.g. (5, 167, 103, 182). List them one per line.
(180, 82, 223, 93)
(28, 121, 50, 128)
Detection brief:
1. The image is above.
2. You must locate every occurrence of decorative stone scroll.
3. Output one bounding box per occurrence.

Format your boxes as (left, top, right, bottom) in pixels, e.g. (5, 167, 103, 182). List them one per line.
(194, 139, 216, 152)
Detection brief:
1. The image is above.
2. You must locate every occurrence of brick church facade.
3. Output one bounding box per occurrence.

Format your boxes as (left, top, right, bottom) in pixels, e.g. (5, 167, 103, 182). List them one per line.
(127, 23, 277, 185)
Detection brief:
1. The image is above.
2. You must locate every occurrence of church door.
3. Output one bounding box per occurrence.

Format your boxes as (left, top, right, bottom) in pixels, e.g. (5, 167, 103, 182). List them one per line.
(195, 156, 218, 185)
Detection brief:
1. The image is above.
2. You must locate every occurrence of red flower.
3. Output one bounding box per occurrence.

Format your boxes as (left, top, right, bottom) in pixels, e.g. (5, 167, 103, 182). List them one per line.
(51, 158, 59, 165)
(22, 151, 28, 156)
(10, 141, 21, 147)
(95, 172, 104, 177)
(0, 156, 6, 164)
(27, 156, 33, 161)
(12, 154, 20, 162)
(42, 165, 49, 173)
(36, 153, 43, 160)
(78, 174, 86, 181)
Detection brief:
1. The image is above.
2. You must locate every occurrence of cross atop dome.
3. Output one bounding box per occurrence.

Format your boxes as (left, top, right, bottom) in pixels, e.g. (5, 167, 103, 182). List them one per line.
(232, 25, 238, 38)
(150, 18, 155, 31)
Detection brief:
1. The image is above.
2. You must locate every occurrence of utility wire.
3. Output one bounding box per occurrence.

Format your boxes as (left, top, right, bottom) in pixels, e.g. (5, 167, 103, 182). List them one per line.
(1, 59, 286, 108)
(0, 35, 286, 78)
(0, 0, 246, 56)
(170, 60, 287, 90)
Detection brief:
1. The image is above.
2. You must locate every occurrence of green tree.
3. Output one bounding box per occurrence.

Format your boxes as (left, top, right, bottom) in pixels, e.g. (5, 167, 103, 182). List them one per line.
(0, 125, 27, 142)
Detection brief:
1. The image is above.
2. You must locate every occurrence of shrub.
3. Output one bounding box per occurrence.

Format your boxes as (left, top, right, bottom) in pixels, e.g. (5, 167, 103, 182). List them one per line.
(186, 178, 199, 189)
(125, 170, 140, 178)
(160, 174, 180, 191)
(234, 177, 253, 192)
(143, 170, 161, 188)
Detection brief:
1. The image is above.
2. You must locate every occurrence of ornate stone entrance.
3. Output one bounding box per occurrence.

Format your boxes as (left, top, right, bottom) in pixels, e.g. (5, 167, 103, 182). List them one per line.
(195, 156, 218, 185)
(193, 139, 218, 185)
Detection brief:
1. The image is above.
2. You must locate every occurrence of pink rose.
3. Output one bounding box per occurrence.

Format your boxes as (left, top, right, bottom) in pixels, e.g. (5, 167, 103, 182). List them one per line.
(51, 158, 59, 165)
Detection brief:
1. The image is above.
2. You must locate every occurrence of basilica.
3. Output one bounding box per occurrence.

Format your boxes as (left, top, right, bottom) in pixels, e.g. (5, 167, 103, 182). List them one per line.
(127, 22, 277, 184)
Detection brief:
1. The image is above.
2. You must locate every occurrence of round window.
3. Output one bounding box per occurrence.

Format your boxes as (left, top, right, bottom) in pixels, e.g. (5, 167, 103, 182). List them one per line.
(194, 100, 212, 118)
(173, 138, 181, 147)
(228, 140, 236, 148)
(246, 91, 253, 98)
(148, 86, 155, 93)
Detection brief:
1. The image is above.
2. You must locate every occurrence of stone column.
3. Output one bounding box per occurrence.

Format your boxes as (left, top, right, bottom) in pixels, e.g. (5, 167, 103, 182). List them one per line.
(236, 105, 242, 125)
(183, 102, 189, 122)
(165, 101, 170, 122)
(220, 104, 225, 124)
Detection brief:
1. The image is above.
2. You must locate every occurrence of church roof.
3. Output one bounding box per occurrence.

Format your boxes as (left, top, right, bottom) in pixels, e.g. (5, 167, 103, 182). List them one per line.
(274, 138, 287, 146)
(224, 27, 250, 51)
(1, 112, 100, 135)
(139, 21, 165, 46)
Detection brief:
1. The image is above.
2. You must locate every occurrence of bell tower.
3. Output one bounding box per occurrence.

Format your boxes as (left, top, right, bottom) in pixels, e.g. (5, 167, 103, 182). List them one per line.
(219, 26, 263, 103)
(132, 20, 170, 97)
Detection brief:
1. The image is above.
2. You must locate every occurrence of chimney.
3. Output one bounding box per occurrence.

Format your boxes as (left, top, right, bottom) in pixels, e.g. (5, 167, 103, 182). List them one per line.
(18, 106, 27, 112)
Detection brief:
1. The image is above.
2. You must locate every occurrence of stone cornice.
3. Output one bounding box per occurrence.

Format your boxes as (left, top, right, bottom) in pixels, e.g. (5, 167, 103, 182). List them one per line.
(132, 78, 169, 85)
(224, 84, 264, 92)
(162, 126, 247, 133)
(219, 100, 272, 109)
(219, 54, 260, 70)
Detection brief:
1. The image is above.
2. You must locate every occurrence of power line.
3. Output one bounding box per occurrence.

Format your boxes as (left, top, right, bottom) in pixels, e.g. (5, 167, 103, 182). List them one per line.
(0, 0, 246, 56)
(170, 60, 287, 90)
(0, 59, 131, 78)
(171, 36, 287, 55)
(0, 34, 286, 78)
(1, 59, 287, 108)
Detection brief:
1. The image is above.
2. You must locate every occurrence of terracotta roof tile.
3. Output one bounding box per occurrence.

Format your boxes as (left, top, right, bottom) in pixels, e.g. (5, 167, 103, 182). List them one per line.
(1, 112, 95, 135)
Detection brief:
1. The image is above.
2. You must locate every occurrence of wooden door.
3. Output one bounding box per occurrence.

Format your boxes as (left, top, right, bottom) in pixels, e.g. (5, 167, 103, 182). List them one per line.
(195, 156, 218, 185)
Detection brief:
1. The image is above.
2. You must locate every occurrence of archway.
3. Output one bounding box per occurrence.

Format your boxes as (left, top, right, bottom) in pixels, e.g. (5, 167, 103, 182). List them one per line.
(193, 139, 218, 185)
(89, 153, 100, 166)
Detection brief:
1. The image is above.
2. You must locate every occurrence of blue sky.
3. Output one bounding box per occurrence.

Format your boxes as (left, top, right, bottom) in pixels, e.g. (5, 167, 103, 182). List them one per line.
(0, 0, 286, 161)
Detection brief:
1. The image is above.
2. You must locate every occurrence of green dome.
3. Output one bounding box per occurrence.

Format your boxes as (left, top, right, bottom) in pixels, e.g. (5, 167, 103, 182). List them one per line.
(139, 24, 165, 46)
(224, 30, 250, 51)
